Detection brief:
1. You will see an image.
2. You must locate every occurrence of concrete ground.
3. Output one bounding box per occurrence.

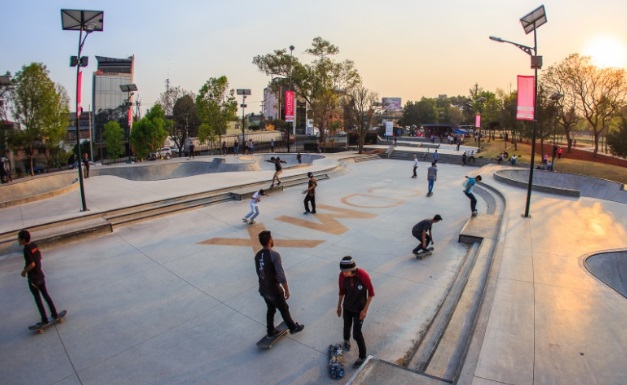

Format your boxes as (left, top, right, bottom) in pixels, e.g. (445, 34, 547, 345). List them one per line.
(1, 150, 626, 385)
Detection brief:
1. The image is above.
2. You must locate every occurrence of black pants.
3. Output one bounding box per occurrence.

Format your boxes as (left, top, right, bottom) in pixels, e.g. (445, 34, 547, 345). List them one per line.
(28, 279, 57, 323)
(412, 231, 432, 253)
(304, 194, 316, 213)
(343, 309, 366, 359)
(464, 191, 477, 212)
(412, 166, 417, 177)
(263, 294, 296, 335)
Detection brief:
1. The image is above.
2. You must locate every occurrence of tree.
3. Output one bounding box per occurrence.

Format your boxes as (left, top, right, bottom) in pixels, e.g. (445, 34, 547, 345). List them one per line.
(130, 104, 168, 160)
(555, 54, 627, 156)
(344, 86, 378, 153)
(158, 84, 189, 117)
(496, 89, 521, 150)
(10, 63, 69, 175)
(196, 76, 237, 148)
(172, 94, 199, 155)
(102, 121, 125, 159)
(607, 116, 627, 158)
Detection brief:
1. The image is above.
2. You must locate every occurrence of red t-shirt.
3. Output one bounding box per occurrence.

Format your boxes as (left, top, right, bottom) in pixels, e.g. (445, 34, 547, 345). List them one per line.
(338, 268, 375, 313)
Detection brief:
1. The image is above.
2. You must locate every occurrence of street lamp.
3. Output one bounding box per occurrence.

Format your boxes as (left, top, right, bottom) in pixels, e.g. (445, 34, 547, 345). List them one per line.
(236, 89, 251, 149)
(490, 5, 547, 218)
(61, 9, 104, 212)
(120, 84, 138, 163)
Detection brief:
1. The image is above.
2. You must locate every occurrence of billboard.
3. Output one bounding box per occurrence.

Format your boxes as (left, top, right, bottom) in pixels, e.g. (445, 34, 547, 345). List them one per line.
(285, 90, 295, 122)
(382, 97, 402, 111)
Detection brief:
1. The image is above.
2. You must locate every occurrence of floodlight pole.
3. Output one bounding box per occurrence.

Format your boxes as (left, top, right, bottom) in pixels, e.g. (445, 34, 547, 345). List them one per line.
(489, 5, 546, 218)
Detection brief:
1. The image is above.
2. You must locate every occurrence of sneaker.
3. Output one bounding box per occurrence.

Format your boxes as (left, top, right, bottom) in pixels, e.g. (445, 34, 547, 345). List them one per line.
(344, 340, 351, 351)
(249, 220, 255, 225)
(353, 358, 365, 368)
(311, 211, 316, 214)
(266, 329, 282, 339)
(290, 323, 305, 334)
(242, 218, 249, 223)
(303, 211, 310, 215)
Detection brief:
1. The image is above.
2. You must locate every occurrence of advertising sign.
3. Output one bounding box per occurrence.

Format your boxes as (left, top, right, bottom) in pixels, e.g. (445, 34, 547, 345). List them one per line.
(285, 90, 295, 122)
(382, 97, 402, 111)
(517, 75, 535, 121)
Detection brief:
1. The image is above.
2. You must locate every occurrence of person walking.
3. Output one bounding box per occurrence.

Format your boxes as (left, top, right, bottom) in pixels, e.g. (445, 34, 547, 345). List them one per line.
(82, 153, 90, 178)
(266, 157, 287, 187)
(243, 189, 266, 225)
(234, 139, 239, 155)
(19, 230, 60, 327)
(427, 161, 438, 196)
(463, 175, 482, 216)
(188, 143, 195, 159)
(303, 172, 317, 214)
(336, 256, 375, 369)
(248, 139, 254, 155)
(411, 155, 418, 178)
(297, 152, 302, 164)
(411, 215, 442, 255)
(432, 149, 439, 164)
(270, 139, 275, 153)
(255, 230, 305, 338)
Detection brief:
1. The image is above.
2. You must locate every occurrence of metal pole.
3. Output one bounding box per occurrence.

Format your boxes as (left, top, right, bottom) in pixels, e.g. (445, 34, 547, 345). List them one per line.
(524, 29, 539, 218)
(241, 95, 246, 148)
(75, 29, 88, 212)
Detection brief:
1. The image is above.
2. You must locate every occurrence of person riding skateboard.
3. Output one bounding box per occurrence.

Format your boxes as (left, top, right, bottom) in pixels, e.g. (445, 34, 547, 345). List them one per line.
(255, 230, 305, 338)
(463, 175, 482, 216)
(427, 161, 438, 196)
(243, 189, 266, 225)
(336, 256, 375, 369)
(412, 215, 442, 255)
(267, 157, 287, 187)
(19, 230, 60, 327)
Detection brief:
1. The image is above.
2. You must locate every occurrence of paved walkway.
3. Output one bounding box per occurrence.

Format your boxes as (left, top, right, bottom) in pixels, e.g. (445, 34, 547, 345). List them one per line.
(0, 153, 625, 385)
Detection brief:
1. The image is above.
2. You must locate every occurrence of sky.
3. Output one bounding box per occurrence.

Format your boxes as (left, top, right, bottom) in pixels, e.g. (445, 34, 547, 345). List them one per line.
(2, 0, 627, 117)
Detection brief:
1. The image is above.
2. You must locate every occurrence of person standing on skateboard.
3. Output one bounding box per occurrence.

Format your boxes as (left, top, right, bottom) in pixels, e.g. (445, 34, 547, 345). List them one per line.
(267, 157, 287, 187)
(412, 215, 442, 255)
(19, 230, 60, 327)
(336, 256, 375, 369)
(463, 175, 482, 216)
(303, 172, 317, 214)
(255, 230, 305, 338)
(427, 161, 438, 196)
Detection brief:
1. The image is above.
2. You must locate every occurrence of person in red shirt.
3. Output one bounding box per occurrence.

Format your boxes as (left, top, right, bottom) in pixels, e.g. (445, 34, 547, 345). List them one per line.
(336, 256, 375, 368)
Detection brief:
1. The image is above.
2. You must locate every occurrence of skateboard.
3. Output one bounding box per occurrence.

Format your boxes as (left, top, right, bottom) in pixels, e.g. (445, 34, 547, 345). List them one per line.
(414, 247, 434, 259)
(28, 310, 67, 334)
(328, 343, 345, 380)
(257, 321, 288, 349)
(268, 184, 284, 191)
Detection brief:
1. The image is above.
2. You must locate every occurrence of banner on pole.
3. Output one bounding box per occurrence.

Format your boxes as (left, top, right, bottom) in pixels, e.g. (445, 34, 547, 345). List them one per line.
(517, 75, 535, 121)
(475, 114, 481, 128)
(77, 71, 82, 118)
(285, 90, 295, 122)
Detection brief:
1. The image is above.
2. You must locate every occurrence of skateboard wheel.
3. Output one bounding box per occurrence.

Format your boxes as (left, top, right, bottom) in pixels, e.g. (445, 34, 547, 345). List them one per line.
(58, 318, 64, 324)
(37, 329, 44, 334)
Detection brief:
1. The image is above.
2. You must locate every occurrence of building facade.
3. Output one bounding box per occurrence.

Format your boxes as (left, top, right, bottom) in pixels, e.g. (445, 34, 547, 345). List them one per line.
(92, 55, 135, 160)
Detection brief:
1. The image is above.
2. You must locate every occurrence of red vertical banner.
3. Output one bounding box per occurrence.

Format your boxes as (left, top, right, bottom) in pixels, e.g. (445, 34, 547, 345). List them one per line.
(77, 71, 83, 118)
(285, 90, 295, 122)
(517, 75, 535, 121)
(475, 114, 481, 128)
(128, 107, 132, 127)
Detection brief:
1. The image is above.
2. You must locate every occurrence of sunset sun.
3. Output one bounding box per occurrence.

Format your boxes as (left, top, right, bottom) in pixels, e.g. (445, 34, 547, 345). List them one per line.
(583, 35, 627, 69)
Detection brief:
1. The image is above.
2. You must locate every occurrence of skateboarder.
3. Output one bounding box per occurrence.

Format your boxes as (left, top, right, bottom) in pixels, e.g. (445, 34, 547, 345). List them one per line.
(412, 215, 442, 255)
(336, 256, 375, 369)
(267, 157, 287, 187)
(463, 175, 482, 216)
(255, 230, 305, 338)
(411, 155, 418, 178)
(427, 161, 438, 196)
(18, 230, 60, 327)
(243, 189, 266, 225)
(303, 172, 317, 214)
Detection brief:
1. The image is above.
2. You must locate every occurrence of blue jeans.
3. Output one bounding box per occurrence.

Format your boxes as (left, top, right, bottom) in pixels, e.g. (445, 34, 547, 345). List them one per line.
(245, 204, 259, 221)
(428, 178, 435, 193)
(464, 191, 477, 212)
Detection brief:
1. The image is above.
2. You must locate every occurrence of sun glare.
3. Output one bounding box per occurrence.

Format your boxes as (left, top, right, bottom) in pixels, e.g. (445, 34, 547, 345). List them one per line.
(583, 35, 627, 69)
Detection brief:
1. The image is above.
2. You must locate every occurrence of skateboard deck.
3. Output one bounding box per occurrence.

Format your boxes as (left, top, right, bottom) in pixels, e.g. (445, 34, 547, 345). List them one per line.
(414, 247, 434, 259)
(257, 321, 288, 349)
(328, 343, 345, 380)
(28, 310, 67, 334)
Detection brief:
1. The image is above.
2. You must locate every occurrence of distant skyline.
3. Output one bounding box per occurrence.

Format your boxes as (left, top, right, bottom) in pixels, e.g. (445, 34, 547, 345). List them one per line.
(3, 0, 627, 117)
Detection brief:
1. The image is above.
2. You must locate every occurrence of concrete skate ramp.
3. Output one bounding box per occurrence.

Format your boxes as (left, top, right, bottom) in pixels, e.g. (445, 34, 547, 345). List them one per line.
(0, 172, 78, 208)
(585, 251, 627, 298)
(92, 154, 320, 181)
(494, 169, 627, 203)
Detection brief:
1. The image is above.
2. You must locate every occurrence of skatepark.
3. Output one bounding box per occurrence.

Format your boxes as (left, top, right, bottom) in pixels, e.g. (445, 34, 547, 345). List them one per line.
(1, 144, 626, 385)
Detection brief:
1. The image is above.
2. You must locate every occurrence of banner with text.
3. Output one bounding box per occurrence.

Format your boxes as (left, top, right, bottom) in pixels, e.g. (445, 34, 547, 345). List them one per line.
(285, 90, 295, 122)
(516, 75, 535, 121)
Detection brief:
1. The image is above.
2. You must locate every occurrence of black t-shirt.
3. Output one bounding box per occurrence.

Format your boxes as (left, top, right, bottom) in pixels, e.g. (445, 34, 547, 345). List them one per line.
(274, 158, 282, 172)
(255, 248, 286, 300)
(412, 219, 432, 235)
(23, 242, 45, 282)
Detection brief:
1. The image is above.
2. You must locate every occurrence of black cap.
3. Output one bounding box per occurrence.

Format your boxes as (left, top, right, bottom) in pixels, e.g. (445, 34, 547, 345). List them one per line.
(434, 214, 443, 221)
(307, 172, 313, 177)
